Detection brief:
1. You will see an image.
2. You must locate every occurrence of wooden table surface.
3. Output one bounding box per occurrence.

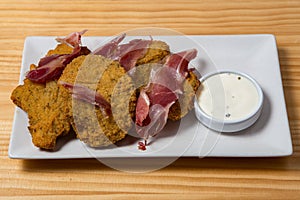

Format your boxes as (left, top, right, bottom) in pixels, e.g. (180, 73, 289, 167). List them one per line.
(1, 0, 300, 199)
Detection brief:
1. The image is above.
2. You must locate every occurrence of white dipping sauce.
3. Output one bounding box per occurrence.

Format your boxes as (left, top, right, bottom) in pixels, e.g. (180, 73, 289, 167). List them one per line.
(197, 72, 260, 121)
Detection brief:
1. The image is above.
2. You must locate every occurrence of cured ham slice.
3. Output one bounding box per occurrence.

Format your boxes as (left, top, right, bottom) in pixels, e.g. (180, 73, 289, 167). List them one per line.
(92, 33, 126, 58)
(56, 29, 87, 47)
(135, 49, 197, 141)
(26, 30, 91, 83)
(93, 35, 152, 71)
(135, 90, 150, 126)
(59, 81, 112, 117)
(115, 39, 152, 71)
(26, 46, 86, 83)
(165, 49, 198, 76)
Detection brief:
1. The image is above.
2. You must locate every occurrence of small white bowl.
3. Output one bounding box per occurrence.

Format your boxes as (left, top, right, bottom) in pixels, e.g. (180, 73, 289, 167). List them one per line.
(194, 70, 264, 133)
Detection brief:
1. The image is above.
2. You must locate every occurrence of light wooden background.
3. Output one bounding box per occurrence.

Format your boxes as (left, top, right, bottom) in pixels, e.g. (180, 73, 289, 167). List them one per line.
(1, 0, 300, 199)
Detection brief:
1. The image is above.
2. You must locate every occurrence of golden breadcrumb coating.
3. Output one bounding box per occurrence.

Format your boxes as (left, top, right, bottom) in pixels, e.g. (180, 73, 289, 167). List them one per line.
(11, 74, 72, 149)
(59, 55, 136, 147)
(47, 43, 73, 55)
(10, 43, 89, 150)
(168, 71, 200, 121)
(136, 40, 170, 66)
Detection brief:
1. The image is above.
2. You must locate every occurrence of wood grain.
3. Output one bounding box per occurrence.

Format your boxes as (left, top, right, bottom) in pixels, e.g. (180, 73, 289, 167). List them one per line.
(1, 0, 300, 199)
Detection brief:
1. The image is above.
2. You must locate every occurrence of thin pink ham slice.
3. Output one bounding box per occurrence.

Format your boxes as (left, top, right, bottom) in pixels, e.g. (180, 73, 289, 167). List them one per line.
(56, 29, 87, 47)
(115, 39, 152, 71)
(93, 35, 152, 71)
(92, 33, 126, 58)
(26, 46, 84, 83)
(165, 49, 198, 76)
(59, 81, 112, 117)
(26, 30, 90, 83)
(135, 49, 197, 141)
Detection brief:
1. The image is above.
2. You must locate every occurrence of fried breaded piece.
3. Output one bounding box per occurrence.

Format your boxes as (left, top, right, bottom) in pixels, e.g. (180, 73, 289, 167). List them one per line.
(58, 41, 169, 147)
(132, 40, 199, 121)
(130, 63, 200, 121)
(47, 43, 73, 55)
(10, 44, 89, 149)
(168, 71, 200, 121)
(11, 78, 72, 149)
(59, 55, 136, 147)
(136, 40, 170, 66)
(127, 40, 170, 90)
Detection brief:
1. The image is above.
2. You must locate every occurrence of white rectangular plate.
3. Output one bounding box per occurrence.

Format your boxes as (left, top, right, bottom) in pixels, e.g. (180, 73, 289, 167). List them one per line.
(9, 35, 293, 159)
